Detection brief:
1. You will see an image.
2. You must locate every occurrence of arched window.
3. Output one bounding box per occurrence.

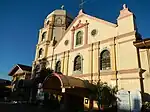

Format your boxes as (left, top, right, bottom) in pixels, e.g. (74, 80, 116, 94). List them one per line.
(76, 31, 83, 45)
(55, 61, 61, 73)
(47, 20, 50, 25)
(41, 32, 47, 41)
(74, 55, 82, 71)
(38, 48, 43, 58)
(100, 50, 111, 70)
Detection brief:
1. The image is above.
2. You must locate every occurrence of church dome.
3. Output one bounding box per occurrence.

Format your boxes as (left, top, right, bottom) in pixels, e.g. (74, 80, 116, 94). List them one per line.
(46, 10, 67, 20)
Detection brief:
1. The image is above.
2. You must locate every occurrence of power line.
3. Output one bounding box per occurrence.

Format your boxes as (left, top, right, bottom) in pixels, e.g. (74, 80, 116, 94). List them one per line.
(79, 0, 98, 10)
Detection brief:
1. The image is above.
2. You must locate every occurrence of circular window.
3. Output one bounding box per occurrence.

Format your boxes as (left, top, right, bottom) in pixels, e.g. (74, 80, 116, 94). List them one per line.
(64, 40, 69, 46)
(91, 29, 97, 36)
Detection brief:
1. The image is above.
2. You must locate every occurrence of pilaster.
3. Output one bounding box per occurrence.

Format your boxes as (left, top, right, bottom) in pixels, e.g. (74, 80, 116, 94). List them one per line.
(71, 31, 75, 49)
(84, 21, 89, 45)
(93, 43, 99, 74)
(88, 44, 94, 83)
(63, 51, 70, 75)
(61, 52, 65, 74)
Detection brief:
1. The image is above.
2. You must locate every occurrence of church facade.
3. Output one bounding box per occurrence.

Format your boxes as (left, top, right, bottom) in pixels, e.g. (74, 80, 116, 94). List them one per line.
(33, 5, 150, 95)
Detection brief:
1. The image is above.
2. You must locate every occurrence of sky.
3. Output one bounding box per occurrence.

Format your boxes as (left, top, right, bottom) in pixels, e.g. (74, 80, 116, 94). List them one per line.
(0, 0, 150, 80)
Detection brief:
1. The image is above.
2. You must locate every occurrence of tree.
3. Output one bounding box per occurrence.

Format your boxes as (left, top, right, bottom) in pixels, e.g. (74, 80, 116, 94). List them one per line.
(33, 58, 54, 82)
(96, 81, 117, 110)
(30, 58, 54, 103)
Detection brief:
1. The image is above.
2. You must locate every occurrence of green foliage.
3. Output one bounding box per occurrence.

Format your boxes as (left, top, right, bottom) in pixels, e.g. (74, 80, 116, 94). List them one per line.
(96, 81, 117, 107)
(40, 68, 53, 78)
(35, 58, 54, 82)
(144, 102, 150, 109)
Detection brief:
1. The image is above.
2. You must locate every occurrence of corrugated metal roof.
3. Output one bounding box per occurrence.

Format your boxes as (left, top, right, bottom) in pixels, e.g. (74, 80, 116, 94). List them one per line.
(8, 64, 32, 76)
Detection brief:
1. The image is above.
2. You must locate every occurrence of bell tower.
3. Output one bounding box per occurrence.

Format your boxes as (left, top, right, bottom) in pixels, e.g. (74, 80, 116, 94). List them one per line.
(34, 9, 73, 62)
(117, 4, 137, 35)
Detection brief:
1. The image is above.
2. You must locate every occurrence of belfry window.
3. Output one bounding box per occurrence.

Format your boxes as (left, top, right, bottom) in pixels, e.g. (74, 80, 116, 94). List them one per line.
(74, 55, 82, 71)
(55, 18, 62, 25)
(76, 31, 83, 45)
(100, 50, 111, 70)
(38, 48, 43, 58)
(41, 32, 47, 41)
(55, 61, 61, 73)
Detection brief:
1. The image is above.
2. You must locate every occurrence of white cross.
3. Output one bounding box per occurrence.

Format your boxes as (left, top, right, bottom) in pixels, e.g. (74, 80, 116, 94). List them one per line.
(61, 5, 64, 10)
(123, 4, 127, 9)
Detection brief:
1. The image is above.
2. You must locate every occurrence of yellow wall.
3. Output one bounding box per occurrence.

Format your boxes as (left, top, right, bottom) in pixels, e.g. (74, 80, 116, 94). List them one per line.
(116, 35, 138, 70)
(140, 49, 150, 94)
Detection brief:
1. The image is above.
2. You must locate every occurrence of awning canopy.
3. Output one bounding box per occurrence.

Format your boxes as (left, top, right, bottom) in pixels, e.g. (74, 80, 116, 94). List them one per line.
(42, 73, 96, 97)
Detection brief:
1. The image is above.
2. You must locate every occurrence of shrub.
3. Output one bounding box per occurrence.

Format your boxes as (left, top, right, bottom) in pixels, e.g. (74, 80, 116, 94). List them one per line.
(96, 81, 117, 109)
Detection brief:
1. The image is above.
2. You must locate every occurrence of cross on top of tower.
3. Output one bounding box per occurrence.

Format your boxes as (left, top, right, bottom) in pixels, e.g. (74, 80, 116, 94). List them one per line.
(61, 5, 64, 10)
(123, 4, 127, 9)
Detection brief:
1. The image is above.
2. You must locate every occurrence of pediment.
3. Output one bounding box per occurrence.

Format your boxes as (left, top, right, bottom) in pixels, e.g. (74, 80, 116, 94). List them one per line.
(54, 10, 116, 51)
(71, 20, 89, 31)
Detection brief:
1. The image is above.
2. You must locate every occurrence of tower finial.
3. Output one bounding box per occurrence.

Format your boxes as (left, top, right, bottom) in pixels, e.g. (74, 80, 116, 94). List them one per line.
(123, 4, 127, 9)
(61, 5, 64, 10)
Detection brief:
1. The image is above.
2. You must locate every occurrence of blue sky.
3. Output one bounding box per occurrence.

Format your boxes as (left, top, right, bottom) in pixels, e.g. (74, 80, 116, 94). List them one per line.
(0, 0, 150, 80)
